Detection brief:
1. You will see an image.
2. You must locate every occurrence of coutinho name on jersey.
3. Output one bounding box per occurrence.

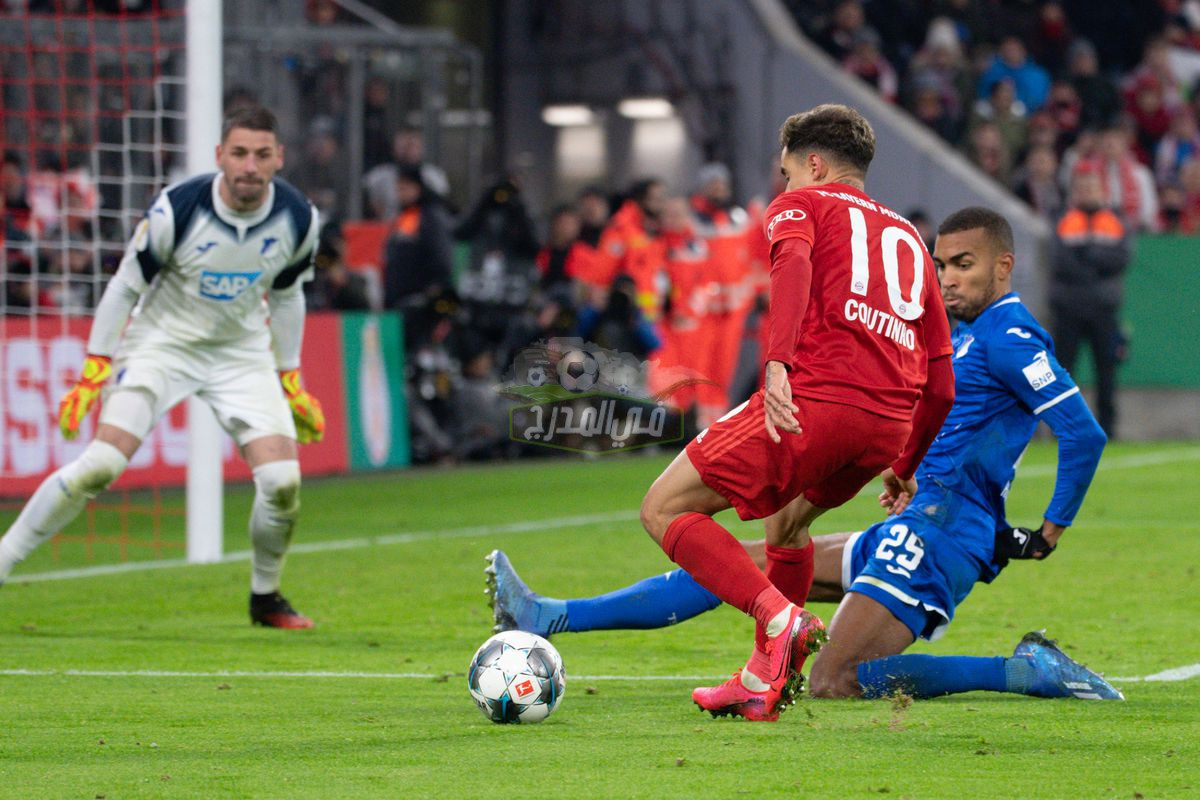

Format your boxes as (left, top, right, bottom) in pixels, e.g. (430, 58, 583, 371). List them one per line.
(844, 299, 917, 350)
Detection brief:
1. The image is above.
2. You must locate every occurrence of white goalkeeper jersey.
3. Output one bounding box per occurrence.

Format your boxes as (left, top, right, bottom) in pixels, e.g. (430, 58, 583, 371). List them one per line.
(113, 173, 318, 356)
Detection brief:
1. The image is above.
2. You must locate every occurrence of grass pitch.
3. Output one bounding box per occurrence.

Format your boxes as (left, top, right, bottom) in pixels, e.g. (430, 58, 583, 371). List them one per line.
(1, 441, 1198, 799)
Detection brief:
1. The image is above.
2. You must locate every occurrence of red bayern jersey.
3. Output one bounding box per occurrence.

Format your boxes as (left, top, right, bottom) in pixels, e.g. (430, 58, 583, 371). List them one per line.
(763, 182, 953, 420)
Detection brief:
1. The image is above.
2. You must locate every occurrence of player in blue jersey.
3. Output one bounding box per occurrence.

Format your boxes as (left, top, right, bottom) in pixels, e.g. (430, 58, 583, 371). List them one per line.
(0, 107, 324, 628)
(489, 207, 1123, 704)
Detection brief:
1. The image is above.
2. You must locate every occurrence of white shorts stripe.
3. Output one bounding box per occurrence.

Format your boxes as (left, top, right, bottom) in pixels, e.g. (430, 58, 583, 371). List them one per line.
(1033, 385, 1080, 415)
(841, 530, 864, 591)
(853, 574, 920, 606)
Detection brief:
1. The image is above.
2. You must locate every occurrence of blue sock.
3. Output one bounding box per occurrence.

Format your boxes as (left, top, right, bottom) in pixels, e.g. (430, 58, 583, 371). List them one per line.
(565, 569, 722, 632)
(858, 654, 1033, 699)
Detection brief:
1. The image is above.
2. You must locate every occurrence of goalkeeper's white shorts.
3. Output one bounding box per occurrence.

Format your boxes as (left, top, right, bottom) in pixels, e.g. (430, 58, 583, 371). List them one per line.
(99, 342, 296, 447)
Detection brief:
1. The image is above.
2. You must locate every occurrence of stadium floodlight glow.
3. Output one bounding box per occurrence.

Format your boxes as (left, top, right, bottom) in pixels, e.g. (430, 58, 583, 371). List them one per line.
(542, 104, 595, 127)
(617, 96, 674, 119)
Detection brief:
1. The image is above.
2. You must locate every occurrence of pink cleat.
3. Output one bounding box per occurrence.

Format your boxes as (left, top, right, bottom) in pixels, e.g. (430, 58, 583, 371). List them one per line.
(692, 671, 780, 722)
(761, 606, 827, 714)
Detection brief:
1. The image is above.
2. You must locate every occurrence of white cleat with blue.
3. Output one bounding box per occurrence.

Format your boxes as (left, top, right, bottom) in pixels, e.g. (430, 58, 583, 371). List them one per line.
(1014, 630, 1124, 700)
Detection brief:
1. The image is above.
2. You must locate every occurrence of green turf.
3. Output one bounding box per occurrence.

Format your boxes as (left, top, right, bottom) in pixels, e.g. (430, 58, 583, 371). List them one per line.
(1, 442, 1198, 799)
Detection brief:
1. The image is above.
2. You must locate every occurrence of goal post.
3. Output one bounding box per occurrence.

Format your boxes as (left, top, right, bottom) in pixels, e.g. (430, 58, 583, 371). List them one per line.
(184, 0, 224, 564)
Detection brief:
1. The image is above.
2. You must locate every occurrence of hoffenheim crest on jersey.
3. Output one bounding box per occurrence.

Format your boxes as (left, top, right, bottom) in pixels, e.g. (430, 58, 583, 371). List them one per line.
(200, 270, 262, 301)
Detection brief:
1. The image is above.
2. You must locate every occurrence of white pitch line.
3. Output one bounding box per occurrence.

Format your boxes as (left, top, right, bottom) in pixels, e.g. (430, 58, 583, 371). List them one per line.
(1, 664, 1197, 683)
(8, 447, 1200, 586)
(0, 668, 720, 682)
(1017, 446, 1200, 478)
(9, 509, 641, 584)
(1108, 663, 1200, 683)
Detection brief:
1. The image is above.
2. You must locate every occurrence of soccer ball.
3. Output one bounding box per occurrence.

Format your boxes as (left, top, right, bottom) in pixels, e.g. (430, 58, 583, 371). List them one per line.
(556, 349, 598, 392)
(468, 630, 566, 724)
(526, 365, 549, 387)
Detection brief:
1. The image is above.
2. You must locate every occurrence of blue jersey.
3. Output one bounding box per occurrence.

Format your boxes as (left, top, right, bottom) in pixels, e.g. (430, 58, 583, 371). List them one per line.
(907, 293, 1106, 580)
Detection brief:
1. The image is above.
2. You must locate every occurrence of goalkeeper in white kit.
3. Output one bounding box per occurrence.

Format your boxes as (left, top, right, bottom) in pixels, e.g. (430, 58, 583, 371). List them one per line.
(0, 106, 325, 628)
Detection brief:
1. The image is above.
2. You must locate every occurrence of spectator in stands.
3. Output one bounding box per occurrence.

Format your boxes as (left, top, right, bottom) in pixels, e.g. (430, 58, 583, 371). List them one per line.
(224, 86, 260, 115)
(1080, 121, 1160, 231)
(967, 78, 1027, 161)
(1177, 158, 1200, 232)
(454, 177, 541, 341)
(1059, 127, 1101, 187)
(306, 221, 371, 311)
(842, 27, 899, 102)
(49, 244, 97, 313)
(363, 127, 451, 219)
(909, 81, 961, 142)
(576, 186, 610, 247)
(382, 165, 454, 310)
(361, 76, 393, 170)
(2, 153, 32, 234)
(447, 333, 513, 461)
(1045, 80, 1084, 151)
(815, 0, 871, 62)
(1157, 182, 1189, 233)
(964, 121, 1014, 186)
(977, 36, 1051, 112)
(1028, 1, 1073, 77)
(1049, 167, 1132, 438)
(1025, 110, 1064, 157)
(560, 186, 612, 297)
(1123, 37, 1183, 113)
(578, 274, 660, 360)
(1013, 144, 1065, 220)
(904, 16, 971, 125)
(1126, 75, 1173, 162)
(1155, 109, 1200, 187)
(306, 0, 347, 26)
(1164, 3, 1200, 49)
(905, 208, 935, 251)
(1063, 40, 1118, 130)
(687, 165, 758, 426)
(536, 204, 582, 294)
(287, 115, 350, 222)
(595, 178, 668, 321)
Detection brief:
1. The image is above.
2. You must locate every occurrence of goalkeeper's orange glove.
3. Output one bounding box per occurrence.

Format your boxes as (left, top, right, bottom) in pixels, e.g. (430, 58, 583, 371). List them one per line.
(58, 354, 113, 440)
(280, 368, 325, 444)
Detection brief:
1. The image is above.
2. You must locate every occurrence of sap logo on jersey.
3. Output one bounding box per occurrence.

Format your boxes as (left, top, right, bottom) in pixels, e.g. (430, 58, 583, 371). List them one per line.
(200, 270, 262, 301)
(767, 208, 806, 240)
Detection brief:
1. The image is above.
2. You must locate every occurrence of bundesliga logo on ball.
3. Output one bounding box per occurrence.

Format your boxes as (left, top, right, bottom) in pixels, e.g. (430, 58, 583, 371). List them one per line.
(467, 631, 566, 724)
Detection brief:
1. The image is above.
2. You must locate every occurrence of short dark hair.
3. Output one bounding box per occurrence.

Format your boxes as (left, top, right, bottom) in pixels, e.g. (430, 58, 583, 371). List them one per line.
(937, 206, 1014, 253)
(628, 178, 662, 204)
(221, 106, 279, 142)
(779, 104, 875, 174)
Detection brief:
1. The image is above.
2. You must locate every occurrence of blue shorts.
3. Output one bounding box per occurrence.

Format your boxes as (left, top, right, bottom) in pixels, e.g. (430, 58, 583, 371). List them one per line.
(842, 510, 992, 641)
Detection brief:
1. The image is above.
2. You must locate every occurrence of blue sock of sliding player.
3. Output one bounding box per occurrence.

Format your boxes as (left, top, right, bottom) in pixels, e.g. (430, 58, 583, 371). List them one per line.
(857, 654, 1034, 698)
(565, 569, 722, 632)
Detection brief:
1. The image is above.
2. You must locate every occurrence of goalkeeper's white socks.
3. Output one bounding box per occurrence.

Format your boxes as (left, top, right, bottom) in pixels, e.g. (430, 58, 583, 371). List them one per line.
(248, 460, 301, 595)
(0, 441, 128, 582)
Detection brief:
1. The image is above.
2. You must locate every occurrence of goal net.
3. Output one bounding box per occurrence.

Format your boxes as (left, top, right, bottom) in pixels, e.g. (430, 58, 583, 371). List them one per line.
(0, 1, 192, 570)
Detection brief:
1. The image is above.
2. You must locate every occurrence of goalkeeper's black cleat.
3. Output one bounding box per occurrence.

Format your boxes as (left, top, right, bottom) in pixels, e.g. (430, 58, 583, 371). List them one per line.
(250, 591, 314, 629)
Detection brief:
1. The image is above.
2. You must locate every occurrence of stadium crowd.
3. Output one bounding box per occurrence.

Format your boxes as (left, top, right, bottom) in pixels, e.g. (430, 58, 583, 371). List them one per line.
(3, 0, 1199, 461)
(798, 0, 1200, 232)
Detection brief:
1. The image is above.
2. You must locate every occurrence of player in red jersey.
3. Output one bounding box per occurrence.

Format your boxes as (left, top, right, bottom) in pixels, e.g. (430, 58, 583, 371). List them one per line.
(639, 104, 956, 721)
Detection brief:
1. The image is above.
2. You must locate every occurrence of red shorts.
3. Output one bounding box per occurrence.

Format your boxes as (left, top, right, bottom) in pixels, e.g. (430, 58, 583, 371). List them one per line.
(686, 391, 910, 520)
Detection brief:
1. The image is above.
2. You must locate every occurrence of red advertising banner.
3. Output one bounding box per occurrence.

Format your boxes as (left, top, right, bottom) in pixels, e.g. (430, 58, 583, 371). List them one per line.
(0, 314, 349, 497)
